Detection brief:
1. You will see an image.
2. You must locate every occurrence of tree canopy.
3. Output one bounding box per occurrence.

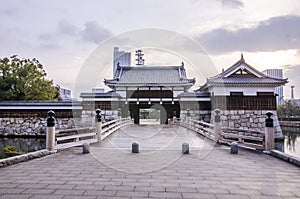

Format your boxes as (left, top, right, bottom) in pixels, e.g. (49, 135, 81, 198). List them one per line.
(0, 55, 58, 101)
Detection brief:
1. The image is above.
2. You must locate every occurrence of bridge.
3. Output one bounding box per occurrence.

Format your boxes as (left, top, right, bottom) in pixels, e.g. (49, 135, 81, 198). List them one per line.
(0, 111, 300, 198)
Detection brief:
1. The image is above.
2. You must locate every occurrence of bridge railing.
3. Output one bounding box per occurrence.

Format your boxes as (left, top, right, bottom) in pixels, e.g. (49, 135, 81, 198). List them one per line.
(180, 118, 216, 141)
(45, 110, 132, 151)
(219, 127, 265, 150)
(179, 110, 275, 151)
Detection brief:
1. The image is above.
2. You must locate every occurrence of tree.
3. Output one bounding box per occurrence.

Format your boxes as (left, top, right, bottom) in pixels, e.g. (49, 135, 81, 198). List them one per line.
(277, 100, 300, 119)
(0, 55, 57, 101)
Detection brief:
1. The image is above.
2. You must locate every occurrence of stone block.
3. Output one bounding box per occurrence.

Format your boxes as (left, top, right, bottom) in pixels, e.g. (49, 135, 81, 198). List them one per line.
(132, 142, 139, 153)
(234, 123, 240, 128)
(182, 143, 189, 154)
(230, 142, 238, 154)
(238, 110, 245, 115)
(82, 143, 90, 154)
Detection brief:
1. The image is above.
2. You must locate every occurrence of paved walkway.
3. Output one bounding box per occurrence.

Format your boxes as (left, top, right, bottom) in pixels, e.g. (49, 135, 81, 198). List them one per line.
(0, 124, 300, 199)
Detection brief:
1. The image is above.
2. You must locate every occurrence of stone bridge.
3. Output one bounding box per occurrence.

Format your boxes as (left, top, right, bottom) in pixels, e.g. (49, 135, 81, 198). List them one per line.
(0, 124, 300, 198)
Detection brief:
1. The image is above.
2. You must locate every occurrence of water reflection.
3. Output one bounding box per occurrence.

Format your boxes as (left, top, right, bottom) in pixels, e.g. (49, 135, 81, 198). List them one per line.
(0, 137, 46, 158)
(276, 127, 300, 158)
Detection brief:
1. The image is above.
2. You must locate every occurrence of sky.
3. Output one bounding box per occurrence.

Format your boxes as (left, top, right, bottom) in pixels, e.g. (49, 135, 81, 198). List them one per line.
(1, 0, 300, 99)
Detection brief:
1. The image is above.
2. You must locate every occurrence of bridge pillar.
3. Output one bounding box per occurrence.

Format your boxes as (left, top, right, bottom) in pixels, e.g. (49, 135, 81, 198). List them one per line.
(95, 109, 102, 142)
(265, 112, 275, 152)
(214, 109, 222, 142)
(46, 110, 55, 151)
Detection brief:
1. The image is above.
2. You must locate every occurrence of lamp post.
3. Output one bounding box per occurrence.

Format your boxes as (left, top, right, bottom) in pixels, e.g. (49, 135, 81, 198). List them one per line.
(46, 110, 55, 151)
(95, 109, 102, 142)
(265, 111, 274, 151)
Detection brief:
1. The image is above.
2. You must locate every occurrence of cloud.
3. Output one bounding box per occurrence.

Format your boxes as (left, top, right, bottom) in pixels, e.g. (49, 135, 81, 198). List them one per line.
(57, 21, 79, 35)
(220, 0, 243, 9)
(37, 20, 113, 50)
(195, 15, 300, 54)
(81, 21, 112, 44)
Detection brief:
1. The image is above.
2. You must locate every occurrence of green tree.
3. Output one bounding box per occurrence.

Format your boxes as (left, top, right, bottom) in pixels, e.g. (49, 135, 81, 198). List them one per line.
(0, 55, 58, 101)
(277, 100, 300, 119)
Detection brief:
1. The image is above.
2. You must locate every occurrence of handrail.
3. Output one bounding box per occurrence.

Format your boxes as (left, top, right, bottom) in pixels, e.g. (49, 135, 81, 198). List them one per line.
(54, 117, 132, 150)
(180, 117, 266, 150)
(55, 127, 96, 135)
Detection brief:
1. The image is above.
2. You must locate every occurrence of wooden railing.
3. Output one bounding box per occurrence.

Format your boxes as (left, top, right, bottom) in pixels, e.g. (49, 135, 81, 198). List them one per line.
(220, 127, 265, 150)
(180, 117, 266, 150)
(180, 118, 216, 141)
(54, 118, 131, 150)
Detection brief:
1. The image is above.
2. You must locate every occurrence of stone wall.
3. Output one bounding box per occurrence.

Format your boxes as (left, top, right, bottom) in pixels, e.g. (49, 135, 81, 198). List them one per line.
(212, 110, 283, 138)
(0, 117, 81, 136)
(81, 110, 119, 125)
(180, 109, 283, 138)
(180, 110, 212, 123)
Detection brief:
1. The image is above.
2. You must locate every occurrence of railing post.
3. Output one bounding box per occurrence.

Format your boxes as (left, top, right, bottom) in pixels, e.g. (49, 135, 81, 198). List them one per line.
(265, 111, 274, 151)
(46, 110, 55, 151)
(95, 109, 102, 142)
(214, 109, 222, 142)
(187, 109, 191, 129)
(118, 108, 122, 127)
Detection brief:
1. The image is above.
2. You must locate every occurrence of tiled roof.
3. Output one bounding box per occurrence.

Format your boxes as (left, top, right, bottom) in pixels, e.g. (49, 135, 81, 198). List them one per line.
(80, 91, 121, 98)
(105, 65, 195, 88)
(199, 54, 288, 91)
(207, 76, 288, 85)
(177, 92, 210, 97)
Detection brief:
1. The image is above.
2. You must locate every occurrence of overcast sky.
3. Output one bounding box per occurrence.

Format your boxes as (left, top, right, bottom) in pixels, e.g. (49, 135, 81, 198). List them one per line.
(1, 0, 300, 99)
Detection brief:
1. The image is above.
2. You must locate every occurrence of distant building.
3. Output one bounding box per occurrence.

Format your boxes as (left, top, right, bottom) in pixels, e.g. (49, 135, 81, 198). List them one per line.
(113, 47, 131, 77)
(263, 69, 284, 105)
(59, 87, 71, 101)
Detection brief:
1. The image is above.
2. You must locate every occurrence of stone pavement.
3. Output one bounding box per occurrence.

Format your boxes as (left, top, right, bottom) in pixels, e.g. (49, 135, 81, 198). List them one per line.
(0, 125, 300, 199)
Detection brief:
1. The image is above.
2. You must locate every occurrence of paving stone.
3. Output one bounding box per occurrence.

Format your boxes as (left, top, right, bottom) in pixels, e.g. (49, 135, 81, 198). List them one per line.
(63, 196, 97, 199)
(46, 184, 76, 189)
(116, 191, 149, 197)
(29, 195, 64, 199)
(135, 186, 165, 192)
(215, 194, 250, 199)
(149, 191, 182, 198)
(22, 188, 56, 194)
(17, 183, 48, 189)
(52, 189, 85, 195)
(0, 188, 25, 194)
(84, 190, 117, 196)
(182, 192, 216, 199)
(104, 185, 134, 191)
(0, 194, 31, 199)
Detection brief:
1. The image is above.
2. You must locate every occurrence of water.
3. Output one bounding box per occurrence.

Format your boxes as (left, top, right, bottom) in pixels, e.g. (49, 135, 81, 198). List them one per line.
(275, 127, 300, 158)
(0, 137, 46, 158)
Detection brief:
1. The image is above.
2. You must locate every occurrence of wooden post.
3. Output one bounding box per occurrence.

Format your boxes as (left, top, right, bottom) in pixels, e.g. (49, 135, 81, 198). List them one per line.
(214, 109, 222, 142)
(265, 111, 275, 151)
(95, 109, 102, 142)
(118, 108, 122, 127)
(46, 110, 55, 151)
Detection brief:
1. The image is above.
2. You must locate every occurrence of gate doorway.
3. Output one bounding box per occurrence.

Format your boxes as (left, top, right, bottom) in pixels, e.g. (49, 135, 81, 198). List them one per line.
(129, 102, 180, 125)
(139, 108, 160, 125)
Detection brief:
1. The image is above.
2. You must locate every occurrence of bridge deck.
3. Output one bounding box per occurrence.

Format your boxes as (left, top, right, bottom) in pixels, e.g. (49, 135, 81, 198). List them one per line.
(0, 124, 299, 198)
